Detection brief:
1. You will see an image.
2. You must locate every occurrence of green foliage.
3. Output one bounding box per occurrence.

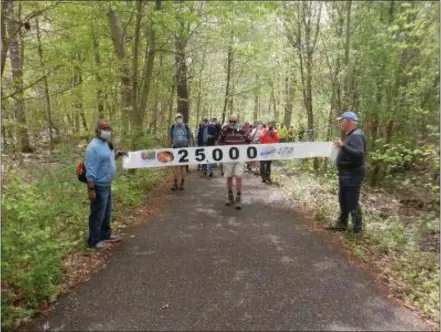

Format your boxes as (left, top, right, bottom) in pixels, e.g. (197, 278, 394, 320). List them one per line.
(1, 156, 165, 328)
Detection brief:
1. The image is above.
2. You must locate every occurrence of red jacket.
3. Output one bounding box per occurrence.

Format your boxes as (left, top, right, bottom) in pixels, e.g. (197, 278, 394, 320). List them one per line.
(260, 129, 281, 144)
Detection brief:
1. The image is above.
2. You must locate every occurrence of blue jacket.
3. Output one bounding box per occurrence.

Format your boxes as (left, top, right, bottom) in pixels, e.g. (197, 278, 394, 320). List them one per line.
(85, 137, 116, 186)
(197, 123, 220, 146)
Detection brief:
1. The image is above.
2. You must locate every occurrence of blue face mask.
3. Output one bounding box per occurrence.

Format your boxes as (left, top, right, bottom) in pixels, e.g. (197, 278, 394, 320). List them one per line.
(100, 130, 111, 140)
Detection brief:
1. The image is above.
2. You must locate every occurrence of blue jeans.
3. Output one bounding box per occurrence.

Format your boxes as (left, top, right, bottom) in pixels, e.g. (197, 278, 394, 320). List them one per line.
(88, 185, 112, 247)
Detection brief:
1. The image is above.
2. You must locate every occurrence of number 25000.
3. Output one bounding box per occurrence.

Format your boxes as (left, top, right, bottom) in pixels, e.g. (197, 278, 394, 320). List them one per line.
(177, 146, 258, 163)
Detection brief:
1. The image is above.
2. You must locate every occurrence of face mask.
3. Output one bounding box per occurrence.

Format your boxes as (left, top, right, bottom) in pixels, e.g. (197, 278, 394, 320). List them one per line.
(100, 130, 111, 140)
(176, 118, 183, 125)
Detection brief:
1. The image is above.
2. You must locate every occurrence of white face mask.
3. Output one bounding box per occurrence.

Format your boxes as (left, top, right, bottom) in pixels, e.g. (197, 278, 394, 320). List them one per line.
(100, 130, 111, 140)
(176, 118, 183, 125)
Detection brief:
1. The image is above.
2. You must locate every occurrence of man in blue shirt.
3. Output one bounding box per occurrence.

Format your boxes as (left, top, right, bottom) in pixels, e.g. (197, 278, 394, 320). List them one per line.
(85, 119, 126, 248)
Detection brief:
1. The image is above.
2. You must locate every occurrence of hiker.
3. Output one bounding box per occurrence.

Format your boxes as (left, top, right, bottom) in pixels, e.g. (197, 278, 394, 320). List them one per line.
(198, 116, 219, 177)
(288, 126, 296, 142)
(248, 122, 261, 175)
(260, 121, 281, 183)
(85, 119, 126, 249)
(298, 126, 305, 141)
(169, 113, 193, 191)
(330, 111, 367, 234)
(279, 124, 288, 143)
(217, 114, 250, 209)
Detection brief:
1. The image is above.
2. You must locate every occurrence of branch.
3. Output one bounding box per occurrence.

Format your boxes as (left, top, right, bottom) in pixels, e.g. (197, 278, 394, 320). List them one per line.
(2, 65, 61, 100)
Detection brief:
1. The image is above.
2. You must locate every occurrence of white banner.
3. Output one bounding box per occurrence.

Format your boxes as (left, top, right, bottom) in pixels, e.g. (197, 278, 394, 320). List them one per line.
(123, 142, 338, 169)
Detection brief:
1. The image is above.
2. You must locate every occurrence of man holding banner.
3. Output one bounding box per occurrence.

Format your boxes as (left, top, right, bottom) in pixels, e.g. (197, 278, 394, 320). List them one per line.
(331, 111, 367, 234)
(217, 114, 251, 209)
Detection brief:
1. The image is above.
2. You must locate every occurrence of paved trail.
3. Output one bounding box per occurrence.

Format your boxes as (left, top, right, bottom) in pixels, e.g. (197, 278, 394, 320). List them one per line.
(32, 170, 431, 331)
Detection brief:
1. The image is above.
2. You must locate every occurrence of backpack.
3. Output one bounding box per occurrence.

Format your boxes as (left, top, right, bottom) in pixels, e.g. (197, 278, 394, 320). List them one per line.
(77, 141, 113, 183)
(170, 123, 190, 147)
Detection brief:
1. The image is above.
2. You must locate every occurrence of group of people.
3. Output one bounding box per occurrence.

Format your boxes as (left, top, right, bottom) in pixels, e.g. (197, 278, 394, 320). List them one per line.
(83, 111, 366, 249)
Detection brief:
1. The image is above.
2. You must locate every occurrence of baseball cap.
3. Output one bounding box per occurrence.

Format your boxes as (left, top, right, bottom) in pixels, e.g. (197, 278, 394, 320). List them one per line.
(337, 111, 358, 121)
(175, 113, 183, 119)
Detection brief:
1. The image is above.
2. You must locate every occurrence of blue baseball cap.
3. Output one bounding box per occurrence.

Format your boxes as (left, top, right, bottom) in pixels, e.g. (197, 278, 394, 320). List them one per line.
(337, 111, 358, 121)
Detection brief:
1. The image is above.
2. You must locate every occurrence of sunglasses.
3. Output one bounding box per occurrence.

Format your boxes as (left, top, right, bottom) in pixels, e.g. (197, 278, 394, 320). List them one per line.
(229, 120, 237, 124)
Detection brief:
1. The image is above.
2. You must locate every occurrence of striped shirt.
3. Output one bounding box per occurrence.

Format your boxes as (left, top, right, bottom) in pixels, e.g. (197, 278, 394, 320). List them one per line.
(217, 126, 250, 145)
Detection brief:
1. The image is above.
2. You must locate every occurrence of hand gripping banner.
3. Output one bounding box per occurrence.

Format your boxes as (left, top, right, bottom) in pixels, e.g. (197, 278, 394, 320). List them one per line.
(122, 142, 338, 169)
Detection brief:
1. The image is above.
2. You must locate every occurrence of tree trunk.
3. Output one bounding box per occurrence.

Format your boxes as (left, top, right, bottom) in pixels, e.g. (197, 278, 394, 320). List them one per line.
(271, 82, 277, 122)
(6, 0, 31, 153)
(194, 50, 206, 128)
(284, 74, 294, 127)
(1, 1, 8, 78)
(221, 45, 233, 124)
(36, 16, 54, 151)
(342, 0, 352, 110)
(175, 37, 189, 123)
(91, 22, 104, 118)
(107, 10, 131, 135)
(167, 72, 176, 126)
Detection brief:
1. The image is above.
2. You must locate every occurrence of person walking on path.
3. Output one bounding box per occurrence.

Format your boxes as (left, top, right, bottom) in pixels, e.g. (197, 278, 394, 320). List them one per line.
(288, 126, 296, 142)
(259, 122, 281, 183)
(279, 124, 288, 143)
(217, 114, 250, 209)
(169, 113, 193, 191)
(85, 119, 127, 249)
(198, 117, 219, 177)
(329, 111, 367, 234)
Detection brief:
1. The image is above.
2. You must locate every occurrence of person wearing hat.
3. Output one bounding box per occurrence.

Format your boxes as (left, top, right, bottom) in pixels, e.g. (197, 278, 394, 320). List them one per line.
(330, 111, 367, 234)
(169, 113, 193, 191)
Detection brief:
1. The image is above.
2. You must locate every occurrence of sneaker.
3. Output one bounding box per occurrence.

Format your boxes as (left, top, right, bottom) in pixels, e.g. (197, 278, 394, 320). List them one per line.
(106, 236, 121, 243)
(225, 194, 234, 206)
(235, 195, 242, 210)
(95, 241, 112, 249)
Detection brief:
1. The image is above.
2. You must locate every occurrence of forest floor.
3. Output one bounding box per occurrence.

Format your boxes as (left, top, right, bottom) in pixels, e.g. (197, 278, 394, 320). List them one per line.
(22, 167, 436, 331)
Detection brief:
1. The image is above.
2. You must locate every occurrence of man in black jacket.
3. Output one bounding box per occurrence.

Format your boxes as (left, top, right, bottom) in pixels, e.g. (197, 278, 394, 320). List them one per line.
(331, 111, 366, 234)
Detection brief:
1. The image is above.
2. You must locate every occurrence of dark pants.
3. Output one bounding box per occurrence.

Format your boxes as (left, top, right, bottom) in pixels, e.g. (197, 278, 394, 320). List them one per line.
(338, 185, 362, 231)
(88, 185, 112, 247)
(260, 160, 272, 180)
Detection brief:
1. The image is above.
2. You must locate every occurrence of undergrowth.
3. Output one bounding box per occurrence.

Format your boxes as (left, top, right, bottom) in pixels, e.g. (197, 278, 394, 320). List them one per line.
(1, 144, 166, 329)
(274, 161, 440, 325)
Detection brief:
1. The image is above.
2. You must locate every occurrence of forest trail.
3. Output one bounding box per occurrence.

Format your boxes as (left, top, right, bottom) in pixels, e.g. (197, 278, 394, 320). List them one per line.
(30, 170, 431, 331)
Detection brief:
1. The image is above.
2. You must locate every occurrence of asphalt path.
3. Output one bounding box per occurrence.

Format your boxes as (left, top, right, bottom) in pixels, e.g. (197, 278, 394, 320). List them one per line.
(30, 169, 431, 331)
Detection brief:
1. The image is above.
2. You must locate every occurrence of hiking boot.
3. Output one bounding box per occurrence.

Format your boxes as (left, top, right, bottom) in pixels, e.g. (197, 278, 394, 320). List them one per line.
(235, 195, 242, 210)
(353, 226, 363, 235)
(326, 220, 348, 232)
(225, 193, 234, 206)
(171, 184, 178, 191)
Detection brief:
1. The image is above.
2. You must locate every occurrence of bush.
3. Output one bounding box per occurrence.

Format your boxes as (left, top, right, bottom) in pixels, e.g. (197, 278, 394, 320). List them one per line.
(1, 157, 165, 328)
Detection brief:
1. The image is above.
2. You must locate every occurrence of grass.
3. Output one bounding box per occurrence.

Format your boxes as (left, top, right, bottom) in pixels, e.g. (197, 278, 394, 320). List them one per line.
(274, 161, 440, 325)
(1, 145, 166, 329)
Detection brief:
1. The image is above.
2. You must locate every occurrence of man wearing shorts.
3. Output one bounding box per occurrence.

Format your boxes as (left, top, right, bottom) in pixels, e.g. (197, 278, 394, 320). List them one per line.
(217, 114, 250, 209)
(169, 113, 193, 191)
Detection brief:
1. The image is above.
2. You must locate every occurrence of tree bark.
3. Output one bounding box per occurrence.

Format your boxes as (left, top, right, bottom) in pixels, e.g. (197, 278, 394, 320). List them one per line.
(91, 22, 104, 118)
(1, 1, 8, 78)
(107, 10, 131, 134)
(194, 49, 206, 128)
(221, 44, 233, 124)
(6, 0, 32, 153)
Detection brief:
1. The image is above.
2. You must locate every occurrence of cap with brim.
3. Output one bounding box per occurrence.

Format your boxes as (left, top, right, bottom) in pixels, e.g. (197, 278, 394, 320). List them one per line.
(337, 111, 358, 121)
(175, 113, 183, 119)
